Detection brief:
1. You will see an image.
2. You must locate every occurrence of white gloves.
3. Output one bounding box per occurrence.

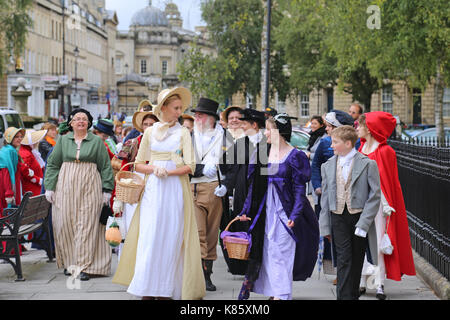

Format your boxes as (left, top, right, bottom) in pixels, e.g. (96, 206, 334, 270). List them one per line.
(31, 178, 43, 186)
(153, 166, 168, 178)
(5, 197, 14, 205)
(355, 227, 367, 238)
(103, 192, 112, 205)
(202, 163, 217, 179)
(28, 168, 34, 177)
(214, 185, 227, 197)
(45, 190, 55, 204)
(112, 197, 123, 214)
(383, 205, 396, 217)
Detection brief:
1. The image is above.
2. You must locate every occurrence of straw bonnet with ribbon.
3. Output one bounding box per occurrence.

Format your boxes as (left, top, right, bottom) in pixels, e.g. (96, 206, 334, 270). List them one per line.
(4, 127, 26, 144)
(21, 129, 48, 146)
(132, 111, 159, 133)
(138, 99, 154, 111)
(152, 87, 192, 141)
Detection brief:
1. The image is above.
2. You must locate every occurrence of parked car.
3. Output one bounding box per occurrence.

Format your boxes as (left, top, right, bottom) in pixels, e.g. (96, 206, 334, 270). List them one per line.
(290, 127, 310, 151)
(0, 107, 25, 148)
(413, 127, 450, 139)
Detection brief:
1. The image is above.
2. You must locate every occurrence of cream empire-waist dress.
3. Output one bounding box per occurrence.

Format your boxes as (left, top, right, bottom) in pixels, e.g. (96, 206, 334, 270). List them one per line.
(112, 124, 205, 300)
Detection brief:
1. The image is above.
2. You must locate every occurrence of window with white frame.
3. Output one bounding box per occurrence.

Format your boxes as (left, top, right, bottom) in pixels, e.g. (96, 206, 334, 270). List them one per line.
(444, 88, 450, 117)
(246, 93, 254, 109)
(276, 92, 286, 113)
(300, 92, 310, 117)
(115, 57, 121, 74)
(382, 85, 393, 114)
(140, 59, 147, 74)
(162, 60, 168, 75)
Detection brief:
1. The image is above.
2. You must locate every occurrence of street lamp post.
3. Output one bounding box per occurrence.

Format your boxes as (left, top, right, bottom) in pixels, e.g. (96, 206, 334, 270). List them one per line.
(74, 46, 79, 94)
(124, 63, 129, 112)
(264, 0, 271, 110)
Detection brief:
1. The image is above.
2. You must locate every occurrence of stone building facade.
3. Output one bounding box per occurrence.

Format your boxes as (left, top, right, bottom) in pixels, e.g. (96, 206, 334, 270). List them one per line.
(2, 0, 118, 120)
(115, 1, 214, 114)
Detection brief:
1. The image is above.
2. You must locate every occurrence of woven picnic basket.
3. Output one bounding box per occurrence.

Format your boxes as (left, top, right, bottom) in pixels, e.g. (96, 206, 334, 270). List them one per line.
(222, 217, 252, 260)
(115, 162, 145, 204)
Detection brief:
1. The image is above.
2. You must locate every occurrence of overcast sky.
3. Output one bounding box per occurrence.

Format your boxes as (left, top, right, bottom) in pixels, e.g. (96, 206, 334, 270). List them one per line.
(105, 0, 205, 31)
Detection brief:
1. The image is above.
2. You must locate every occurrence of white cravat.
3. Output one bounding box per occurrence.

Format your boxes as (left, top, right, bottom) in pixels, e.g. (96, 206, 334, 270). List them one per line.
(248, 131, 263, 147)
(338, 148, 357, 183)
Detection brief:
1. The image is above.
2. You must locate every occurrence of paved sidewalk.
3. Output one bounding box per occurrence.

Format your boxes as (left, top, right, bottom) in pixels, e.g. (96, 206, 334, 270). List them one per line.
(0, 243, 439, 300)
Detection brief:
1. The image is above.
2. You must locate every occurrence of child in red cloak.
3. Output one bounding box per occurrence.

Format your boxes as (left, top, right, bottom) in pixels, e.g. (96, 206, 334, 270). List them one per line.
(356, 111, 415, 299)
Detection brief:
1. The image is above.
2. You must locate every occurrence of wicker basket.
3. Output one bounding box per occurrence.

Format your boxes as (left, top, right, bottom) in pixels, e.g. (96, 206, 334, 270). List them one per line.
(111, 155, 122, 177)
(222, 217, 252, 260)
(115, 162, 145, 204)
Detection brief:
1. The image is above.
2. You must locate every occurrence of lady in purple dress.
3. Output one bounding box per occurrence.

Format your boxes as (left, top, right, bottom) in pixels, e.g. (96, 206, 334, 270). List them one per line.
(242, 114, 319, 300)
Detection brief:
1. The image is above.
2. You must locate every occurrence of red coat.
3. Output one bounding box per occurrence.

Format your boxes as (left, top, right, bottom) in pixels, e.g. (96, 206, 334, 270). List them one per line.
(360, 112, 416, 281)
(18, 145, 44, 196)
(0, 167, 23, 255)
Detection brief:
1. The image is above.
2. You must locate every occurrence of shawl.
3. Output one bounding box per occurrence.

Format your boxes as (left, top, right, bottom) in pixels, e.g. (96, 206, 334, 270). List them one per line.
(0, 145, 19, 187)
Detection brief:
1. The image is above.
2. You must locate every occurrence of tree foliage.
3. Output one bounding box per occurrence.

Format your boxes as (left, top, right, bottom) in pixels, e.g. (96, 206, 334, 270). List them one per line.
(177, 0, 290, 105)
(0, 0, 33, 75)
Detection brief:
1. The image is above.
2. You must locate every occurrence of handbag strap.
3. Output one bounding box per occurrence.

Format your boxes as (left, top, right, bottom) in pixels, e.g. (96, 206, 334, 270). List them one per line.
(385, 215, 390, 234)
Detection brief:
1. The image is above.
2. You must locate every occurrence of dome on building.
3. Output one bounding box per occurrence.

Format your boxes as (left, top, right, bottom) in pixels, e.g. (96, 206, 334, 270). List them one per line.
(130, 1, 168, 27)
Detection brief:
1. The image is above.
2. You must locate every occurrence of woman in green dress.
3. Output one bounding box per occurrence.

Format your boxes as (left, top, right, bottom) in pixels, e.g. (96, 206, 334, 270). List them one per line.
(44, 108, 114, 281)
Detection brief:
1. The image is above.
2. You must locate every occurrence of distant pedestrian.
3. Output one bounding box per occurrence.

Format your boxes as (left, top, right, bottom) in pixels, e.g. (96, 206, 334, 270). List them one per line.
(348, 103, 363, 128)
(357, 112, 415, 299)
(39, 122, 58, 161)
(19, 129, 47, 196)
(44, 108, 114, 281)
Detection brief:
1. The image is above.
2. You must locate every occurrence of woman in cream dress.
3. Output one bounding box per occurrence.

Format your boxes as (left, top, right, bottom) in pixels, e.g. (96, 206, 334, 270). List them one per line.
(113, 88, 205, 300)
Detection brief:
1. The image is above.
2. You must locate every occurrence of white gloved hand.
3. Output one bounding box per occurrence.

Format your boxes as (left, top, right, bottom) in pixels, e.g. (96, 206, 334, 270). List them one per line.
(5, 197, 15, 205)
(45, 190, 55, 204)
(112, 198, 123, 214)
(103, 192, 112, 205)
(28, 168, 34, 177)
(382, 205, 396, 217)
(214, 185, 227, 197)
(153, 166, 168, 178)
(202, 163, 217, 179)
(354, 227, 367, 238)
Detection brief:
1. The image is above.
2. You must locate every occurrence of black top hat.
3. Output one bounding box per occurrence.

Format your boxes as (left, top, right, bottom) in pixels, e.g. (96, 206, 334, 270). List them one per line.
(191, 97, 220, 119)
(94, 119, 115, 136)
(239, 108, 266, 128)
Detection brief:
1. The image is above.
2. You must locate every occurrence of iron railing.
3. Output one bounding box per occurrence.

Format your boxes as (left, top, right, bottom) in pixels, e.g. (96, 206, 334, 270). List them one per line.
(388, 138, 450, 280)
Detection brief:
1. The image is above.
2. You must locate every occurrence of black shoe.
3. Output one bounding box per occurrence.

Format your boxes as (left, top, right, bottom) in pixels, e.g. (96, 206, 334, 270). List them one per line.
(202, 259, 217, 291)
(359, 287, 366, 296)
(63, 269, 71, 276)
(205, 277, 216, 291)
(79, 272, 90, 281)
(376, 286, 386, 300)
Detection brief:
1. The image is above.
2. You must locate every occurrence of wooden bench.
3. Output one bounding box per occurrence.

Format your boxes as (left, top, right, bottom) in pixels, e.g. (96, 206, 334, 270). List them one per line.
(0, 192, 53, 281)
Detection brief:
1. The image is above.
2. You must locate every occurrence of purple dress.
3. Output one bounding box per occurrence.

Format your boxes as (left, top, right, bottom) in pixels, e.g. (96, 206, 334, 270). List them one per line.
(253, 148, 320, 298)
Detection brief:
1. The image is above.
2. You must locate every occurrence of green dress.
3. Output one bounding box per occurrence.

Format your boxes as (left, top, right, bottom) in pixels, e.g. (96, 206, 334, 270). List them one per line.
(45, 132, 114, 275)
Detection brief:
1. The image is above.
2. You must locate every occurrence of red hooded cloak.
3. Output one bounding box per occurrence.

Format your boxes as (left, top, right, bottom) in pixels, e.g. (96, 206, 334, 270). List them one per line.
(359, 111, 415, 281)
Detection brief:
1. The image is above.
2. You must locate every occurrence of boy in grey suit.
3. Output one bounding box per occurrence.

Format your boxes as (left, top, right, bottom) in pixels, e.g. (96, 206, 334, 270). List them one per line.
(319, 126, 380, 300)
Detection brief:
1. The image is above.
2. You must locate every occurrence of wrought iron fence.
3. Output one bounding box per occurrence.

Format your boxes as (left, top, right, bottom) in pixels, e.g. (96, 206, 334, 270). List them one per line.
(388, 138, 450, 280)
